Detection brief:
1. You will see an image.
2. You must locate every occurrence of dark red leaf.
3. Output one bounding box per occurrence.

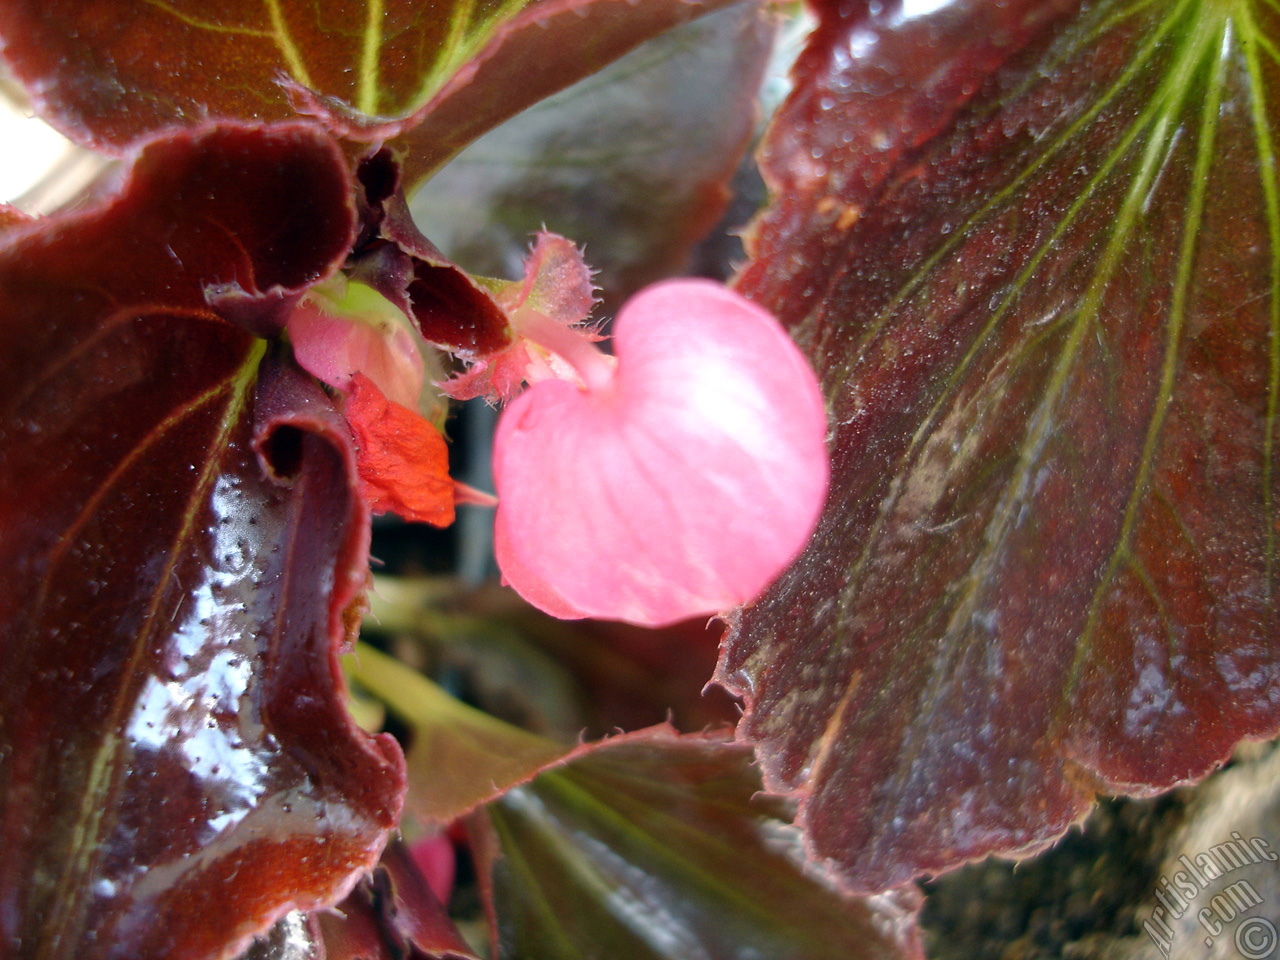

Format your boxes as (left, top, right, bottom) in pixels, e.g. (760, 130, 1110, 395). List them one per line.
(376, 189, 514, 356)
(719, 0, 1280, 891)
(337, 149, 513, 358)
(0, 0, 534, 150)
(0, 124, 403, 959)
(0, 122, 356, 339)
(375, 842, 475, 959)
(317, 841, 479, 960)
(0, 0, 741, 172)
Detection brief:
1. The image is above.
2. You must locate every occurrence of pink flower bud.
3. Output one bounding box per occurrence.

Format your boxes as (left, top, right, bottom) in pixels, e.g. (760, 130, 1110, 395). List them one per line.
(288, 283, 425, 409)
(493, 279, 829, 627)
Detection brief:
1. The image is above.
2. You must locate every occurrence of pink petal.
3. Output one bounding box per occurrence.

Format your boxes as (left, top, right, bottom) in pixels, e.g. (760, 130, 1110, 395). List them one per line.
(501, 231, 596, 323)
(440, 232, 597, 403)
(407, 833, 456, 905)
(289, 298, 425, 409)
(493, 279, 829, 627)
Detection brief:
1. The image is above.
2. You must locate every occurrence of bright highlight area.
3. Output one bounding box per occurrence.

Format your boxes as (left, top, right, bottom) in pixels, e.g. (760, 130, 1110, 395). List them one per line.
(0, 96, 75, 204)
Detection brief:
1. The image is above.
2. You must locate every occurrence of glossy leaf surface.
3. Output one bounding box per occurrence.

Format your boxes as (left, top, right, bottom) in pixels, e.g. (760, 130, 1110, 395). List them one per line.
(720, 0, 1280, 891)
(0, 0, 742, 167)
(0, 125, 404, 959)
(480, 729, 924, 960)
(0, 0, 531, 148)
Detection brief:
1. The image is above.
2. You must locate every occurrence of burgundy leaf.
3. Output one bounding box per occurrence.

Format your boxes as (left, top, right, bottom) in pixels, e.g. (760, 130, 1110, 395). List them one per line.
(0, 0, 741, 171)
(376, 187, 514, 356)
(0, 122, 358, 339)
(337, 148, 513, 358)
(317, 841, 479, 960)
(0, 0, 536, 151)
(0, 124, 403, 959)
(719, 0, 1280, 891)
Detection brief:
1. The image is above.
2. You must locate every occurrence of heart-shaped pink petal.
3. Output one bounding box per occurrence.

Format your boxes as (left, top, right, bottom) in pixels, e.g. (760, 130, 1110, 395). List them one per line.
(493, 279, 829, 627)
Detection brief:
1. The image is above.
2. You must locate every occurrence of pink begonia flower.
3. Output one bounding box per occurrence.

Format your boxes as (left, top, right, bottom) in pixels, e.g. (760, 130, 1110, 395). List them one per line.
(493, 279, 829, 627)
(288, 281, 425, 409)
(441, 232, 599, 403)
(287, 281, 459, 526)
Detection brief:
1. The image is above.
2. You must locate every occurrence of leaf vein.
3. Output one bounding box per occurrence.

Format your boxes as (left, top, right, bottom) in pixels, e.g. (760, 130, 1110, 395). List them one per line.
(33, 340, 264, 959)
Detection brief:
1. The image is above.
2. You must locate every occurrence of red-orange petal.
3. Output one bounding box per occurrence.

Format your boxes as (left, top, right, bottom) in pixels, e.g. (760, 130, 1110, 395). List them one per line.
(345, 372, 455, 527)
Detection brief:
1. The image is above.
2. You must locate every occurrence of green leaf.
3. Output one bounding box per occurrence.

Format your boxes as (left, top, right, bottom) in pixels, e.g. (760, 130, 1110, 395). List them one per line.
(480, 729, 924, 960)
(343, 642, 569, 827)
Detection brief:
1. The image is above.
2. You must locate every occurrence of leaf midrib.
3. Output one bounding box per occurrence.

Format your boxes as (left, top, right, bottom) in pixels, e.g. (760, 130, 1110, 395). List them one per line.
(34, 338, 265, 960)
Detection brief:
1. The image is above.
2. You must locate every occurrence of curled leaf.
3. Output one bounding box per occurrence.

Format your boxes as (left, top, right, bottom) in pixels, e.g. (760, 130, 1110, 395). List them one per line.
(0, 124, 400, 959)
